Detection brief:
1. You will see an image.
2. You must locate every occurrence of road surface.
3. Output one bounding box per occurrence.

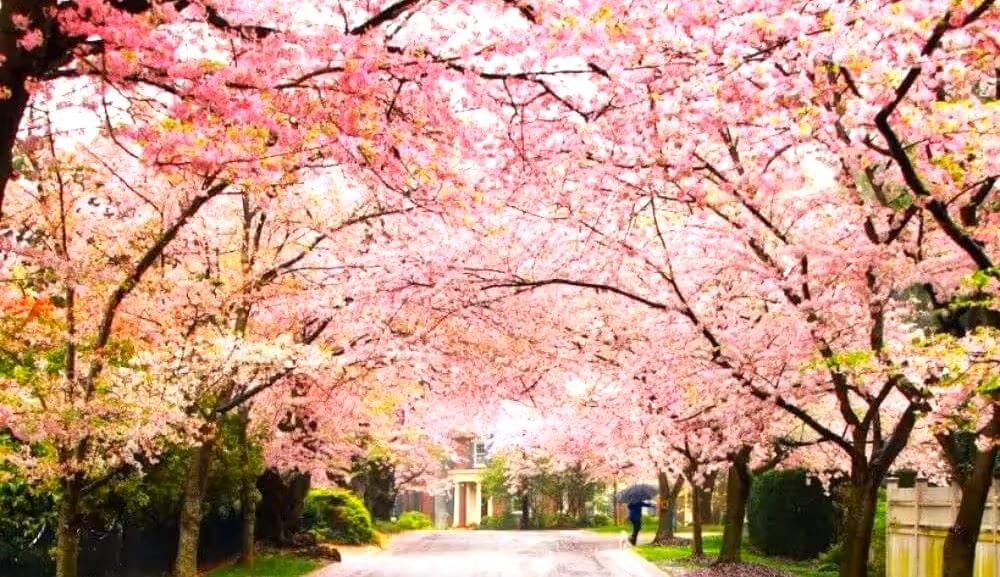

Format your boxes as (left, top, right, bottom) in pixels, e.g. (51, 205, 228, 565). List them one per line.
(312, 530, 667, 577)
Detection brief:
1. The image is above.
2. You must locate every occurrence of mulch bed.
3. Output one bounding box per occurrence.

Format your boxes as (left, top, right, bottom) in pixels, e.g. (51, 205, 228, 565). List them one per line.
(681, 562, 793, 577)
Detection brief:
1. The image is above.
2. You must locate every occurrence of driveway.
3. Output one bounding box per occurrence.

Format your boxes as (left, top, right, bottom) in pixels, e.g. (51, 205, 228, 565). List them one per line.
(312, 530, 667, 577)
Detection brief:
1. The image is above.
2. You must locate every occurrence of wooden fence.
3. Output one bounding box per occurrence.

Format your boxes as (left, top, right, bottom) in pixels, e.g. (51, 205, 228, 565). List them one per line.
(887, 478, 999, 577)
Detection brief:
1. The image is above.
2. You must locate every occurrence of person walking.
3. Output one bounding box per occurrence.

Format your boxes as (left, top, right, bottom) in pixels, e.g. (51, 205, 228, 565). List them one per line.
(626, 499, 654, 545)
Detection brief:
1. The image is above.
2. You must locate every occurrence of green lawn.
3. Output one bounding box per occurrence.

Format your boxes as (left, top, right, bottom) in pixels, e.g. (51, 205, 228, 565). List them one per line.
(587, 519, 721, 535)
(588, 516, 661, 534)
(634, 532, 838, 577)
(205, 554, 321, 577)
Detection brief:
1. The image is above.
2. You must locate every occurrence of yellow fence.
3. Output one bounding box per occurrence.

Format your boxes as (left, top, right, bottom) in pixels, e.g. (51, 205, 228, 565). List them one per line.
(887, 479, 999, 577)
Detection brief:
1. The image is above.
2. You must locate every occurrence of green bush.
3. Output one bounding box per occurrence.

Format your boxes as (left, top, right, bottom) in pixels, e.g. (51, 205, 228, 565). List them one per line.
(373, 519, 401, 534)
(590, 513, 612, 527)
(0, 475, 54, 572)
(303, 488, 374, 545)
(748, 469, 836, 559)
(397, 510, 432, 530)
(531, 511, 578, 529)
(376, 510, 433, 533)
(480, 511, 519, 530)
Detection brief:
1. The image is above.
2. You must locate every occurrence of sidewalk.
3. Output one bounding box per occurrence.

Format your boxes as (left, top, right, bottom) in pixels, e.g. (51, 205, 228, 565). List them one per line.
(597, 547, 675, 577)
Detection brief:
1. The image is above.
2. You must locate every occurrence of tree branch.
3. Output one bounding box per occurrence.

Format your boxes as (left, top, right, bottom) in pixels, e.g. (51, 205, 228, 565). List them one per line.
(85, 181, 228, 392)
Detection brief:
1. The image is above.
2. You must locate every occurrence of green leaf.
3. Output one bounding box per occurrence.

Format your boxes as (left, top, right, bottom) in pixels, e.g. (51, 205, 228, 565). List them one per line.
(978, 375, 1000, 395)
(970, 269, 991, 289)
(887, 190, 913, 211)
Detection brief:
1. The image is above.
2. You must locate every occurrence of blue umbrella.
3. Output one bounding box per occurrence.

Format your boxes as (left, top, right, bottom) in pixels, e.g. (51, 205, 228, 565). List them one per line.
(616, 483, 657, 503)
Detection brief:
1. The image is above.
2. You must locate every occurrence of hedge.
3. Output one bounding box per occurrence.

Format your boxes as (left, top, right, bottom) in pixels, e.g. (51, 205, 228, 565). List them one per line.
(748, 469, 836, 559)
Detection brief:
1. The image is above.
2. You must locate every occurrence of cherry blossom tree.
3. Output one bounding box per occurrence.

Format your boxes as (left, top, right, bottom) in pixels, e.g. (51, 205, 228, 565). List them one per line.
(657, 2, 999, 572)
(0, 130, 227, 577)
(3, 4, 998, 577)
(446, 137, 960, 576)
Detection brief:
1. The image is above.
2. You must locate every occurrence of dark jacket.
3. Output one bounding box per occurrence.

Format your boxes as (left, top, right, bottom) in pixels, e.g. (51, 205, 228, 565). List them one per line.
(627, 500, 654, 523)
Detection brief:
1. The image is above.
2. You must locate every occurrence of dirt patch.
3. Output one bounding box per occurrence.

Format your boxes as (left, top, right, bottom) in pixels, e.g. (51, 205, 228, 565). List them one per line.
(649, 537, 692, 547)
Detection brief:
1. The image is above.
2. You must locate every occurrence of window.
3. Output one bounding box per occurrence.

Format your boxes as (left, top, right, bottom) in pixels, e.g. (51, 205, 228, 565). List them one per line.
(472, 442, 487, 468)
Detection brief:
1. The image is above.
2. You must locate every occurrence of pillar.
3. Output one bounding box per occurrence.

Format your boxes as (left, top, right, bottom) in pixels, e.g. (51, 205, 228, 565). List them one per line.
(473, 482, 482, 526)
(452, 481, 461, 528)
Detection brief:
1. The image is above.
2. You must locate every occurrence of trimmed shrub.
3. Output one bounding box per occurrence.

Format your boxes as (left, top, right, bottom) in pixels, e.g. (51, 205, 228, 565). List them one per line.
(396, 511, 432, 530)
(303, 488, 373, 545)
(748, 469, 835, 559)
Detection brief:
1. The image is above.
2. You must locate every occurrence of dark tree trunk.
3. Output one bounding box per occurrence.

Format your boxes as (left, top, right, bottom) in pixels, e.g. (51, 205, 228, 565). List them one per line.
(173, 438, 216, 577)
(699, 473, 716, 524)
(55, 477, 81, 577)
(256, 469, 311, 545)
(0, 68, 27, 216)
(519, 490, 530, 529)
(240, 479, 257, 567)
(942, 416, 999, 577)
(718, 453, 752, 563)
(839, 479, 880, 577)
(653, 472, 684, 545)
(349, 457, 397, 521)
(690, 483, 704, 557)
(237, 412, 257, 567)
(942, 449, 997, 577)
(0, 1, 43, 215)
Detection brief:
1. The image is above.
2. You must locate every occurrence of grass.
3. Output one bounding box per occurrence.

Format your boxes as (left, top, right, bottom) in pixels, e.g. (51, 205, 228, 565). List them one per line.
(587, 516, 661, 533)
(587, 518, 722, 535)
(374, 519, 406, 534)
(204, 554, 322, 577)
(633, 531, 838, 577)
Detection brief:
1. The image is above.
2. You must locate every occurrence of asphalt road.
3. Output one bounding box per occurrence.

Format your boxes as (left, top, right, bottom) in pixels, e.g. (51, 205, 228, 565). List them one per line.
(312, 530, 667, 577)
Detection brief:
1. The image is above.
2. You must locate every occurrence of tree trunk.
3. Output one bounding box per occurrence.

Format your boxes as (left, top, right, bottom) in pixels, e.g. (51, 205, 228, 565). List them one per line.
(942, 441, 998, 577)
(0, 2, 38, 216)
(54, 477, 81, 577)
(519, 490, 530, 529)
(718, 457, 752, 563)
(173, 437, 216, 577)
(256, 469, 311, 545)
(612, 480, 619, 525)
(690, 483, 704, 557)
(653, 472, 683, 545)
(839, 479, 880, 577)
(237, 412, 257, 567)
(699, 474, 716, 524)
(240, 477, 257, 567)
